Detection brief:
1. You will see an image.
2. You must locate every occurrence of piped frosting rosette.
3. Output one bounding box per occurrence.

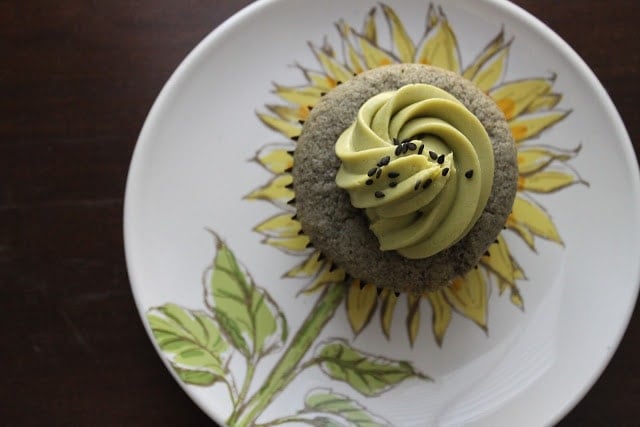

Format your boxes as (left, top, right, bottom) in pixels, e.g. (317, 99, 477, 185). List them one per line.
(335, 84, 495, 259)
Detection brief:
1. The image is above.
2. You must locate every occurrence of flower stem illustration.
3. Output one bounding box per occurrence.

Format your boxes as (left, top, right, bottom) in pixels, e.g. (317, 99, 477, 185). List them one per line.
(229, 283, 345, 426)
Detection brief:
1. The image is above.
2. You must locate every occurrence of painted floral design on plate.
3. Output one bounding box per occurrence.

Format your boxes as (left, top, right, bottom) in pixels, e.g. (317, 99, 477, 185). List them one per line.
(146, 3, 585, 426)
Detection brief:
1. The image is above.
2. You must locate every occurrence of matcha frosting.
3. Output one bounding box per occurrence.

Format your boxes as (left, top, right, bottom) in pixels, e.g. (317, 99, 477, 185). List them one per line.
(335, 84, 494, 259)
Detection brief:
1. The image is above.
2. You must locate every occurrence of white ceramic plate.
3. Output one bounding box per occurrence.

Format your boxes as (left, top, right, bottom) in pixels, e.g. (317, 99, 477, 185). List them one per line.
(124, 1, 640, 426)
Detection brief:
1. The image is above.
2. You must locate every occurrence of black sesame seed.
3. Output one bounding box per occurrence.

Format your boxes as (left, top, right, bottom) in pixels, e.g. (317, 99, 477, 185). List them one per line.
(401, 138, 412, 144)
(378, 156, 390, 166)
(389, 182, 397, 188)
(291, 135, 299, 141)
(465, 169, 474, 179)
(367, 167, 377, 177)
(374, 191, 385, 198)
(394, 291, 400, 297)
(407, 142, 417, 151)
(395, 145, 403, 156)
(442, 167, 449, 176)
(437, 154, 445, 164)
(365, 179, 374, 185)
(402, 143, 410, 154)
(429, 150, 438, 160)
(388, 172, 399, 178)
(418, 144, 425, 155)
(414, 180, 421, 191)
(422, 178, 433, 189)
(376, 169, 382, 179)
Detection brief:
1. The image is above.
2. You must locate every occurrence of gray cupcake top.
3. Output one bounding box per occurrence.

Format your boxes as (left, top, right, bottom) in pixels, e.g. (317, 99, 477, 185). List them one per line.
(293, 64, 517, 293)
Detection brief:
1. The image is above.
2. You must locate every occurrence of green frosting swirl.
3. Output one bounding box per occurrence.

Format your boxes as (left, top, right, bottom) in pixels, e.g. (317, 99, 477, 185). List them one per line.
(335, 84, 494, 259)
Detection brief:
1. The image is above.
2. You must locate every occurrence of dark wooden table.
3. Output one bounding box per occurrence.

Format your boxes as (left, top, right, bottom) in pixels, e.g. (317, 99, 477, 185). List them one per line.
(2, 1, 638, 425)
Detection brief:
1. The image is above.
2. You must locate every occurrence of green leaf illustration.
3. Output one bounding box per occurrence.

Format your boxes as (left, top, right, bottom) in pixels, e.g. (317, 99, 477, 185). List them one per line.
(205, 231, 288, 359)
(147, 303, 228, 385)
(173, 366, 220, 386)
(307, 417, 347, 427)
(315, 339, 430, 397)
(302, 388, 390, 427)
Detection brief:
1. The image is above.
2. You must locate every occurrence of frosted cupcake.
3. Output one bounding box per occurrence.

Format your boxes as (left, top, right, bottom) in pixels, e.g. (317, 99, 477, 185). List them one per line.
(292, 64, 517, 293)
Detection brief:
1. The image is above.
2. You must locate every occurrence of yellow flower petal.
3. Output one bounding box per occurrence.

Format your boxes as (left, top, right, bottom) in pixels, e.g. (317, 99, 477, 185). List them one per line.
(506, 217, 537, 251)
(489, 78, 553, 120)
(525, 93, 562, 113)
(285, 250, 325, 278)
(381, 4, 416, 63)
(264, 234, 311, 254)
(251, 143, 294, 174)
(518, 169, 584, 193)
(309, 42, 355, 85)
(266, 104, 311, 123)
(273, 83, 324, 108)
(480, 235, 523, 286)
(415, 7, 460, 72)
(336, 21, 366, 74)
(511, 196, 563, 244)
(300, 265, 347, 294)
(510, 285, 525, 310)
(299, 66, 339, 91)
(406, 294, 421, 347)
(470, 42, 510, 93)
(346, 281, 379, 335)
(497, 278, 524, 310)
(517, 144, 580, 175)
(362, 7, 378, 43)
(352, 29, 397, 69)
(509, 110, 570, 143)
(497, 278, 508, 295)
(254, 213, 300, 238)
(443, 270, 488, 331)
(257, 113, 301, 139)
(425, 290, 452, 347)
(380, 289, 397, 340)
(462, 29, 505, 80)
(244, 174, 294, 207)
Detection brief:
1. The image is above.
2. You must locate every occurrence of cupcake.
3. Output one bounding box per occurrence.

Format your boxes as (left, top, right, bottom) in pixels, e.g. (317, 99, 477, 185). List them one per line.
(292, 63, 517, 293)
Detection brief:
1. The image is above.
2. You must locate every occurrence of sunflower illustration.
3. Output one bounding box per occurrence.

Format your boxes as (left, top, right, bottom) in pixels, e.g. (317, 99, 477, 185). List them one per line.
(247, 3, 585, 346)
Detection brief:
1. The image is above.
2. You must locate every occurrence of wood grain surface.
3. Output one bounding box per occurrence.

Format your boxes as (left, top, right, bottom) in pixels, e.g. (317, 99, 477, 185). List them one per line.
(1, 1, 638, 425)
